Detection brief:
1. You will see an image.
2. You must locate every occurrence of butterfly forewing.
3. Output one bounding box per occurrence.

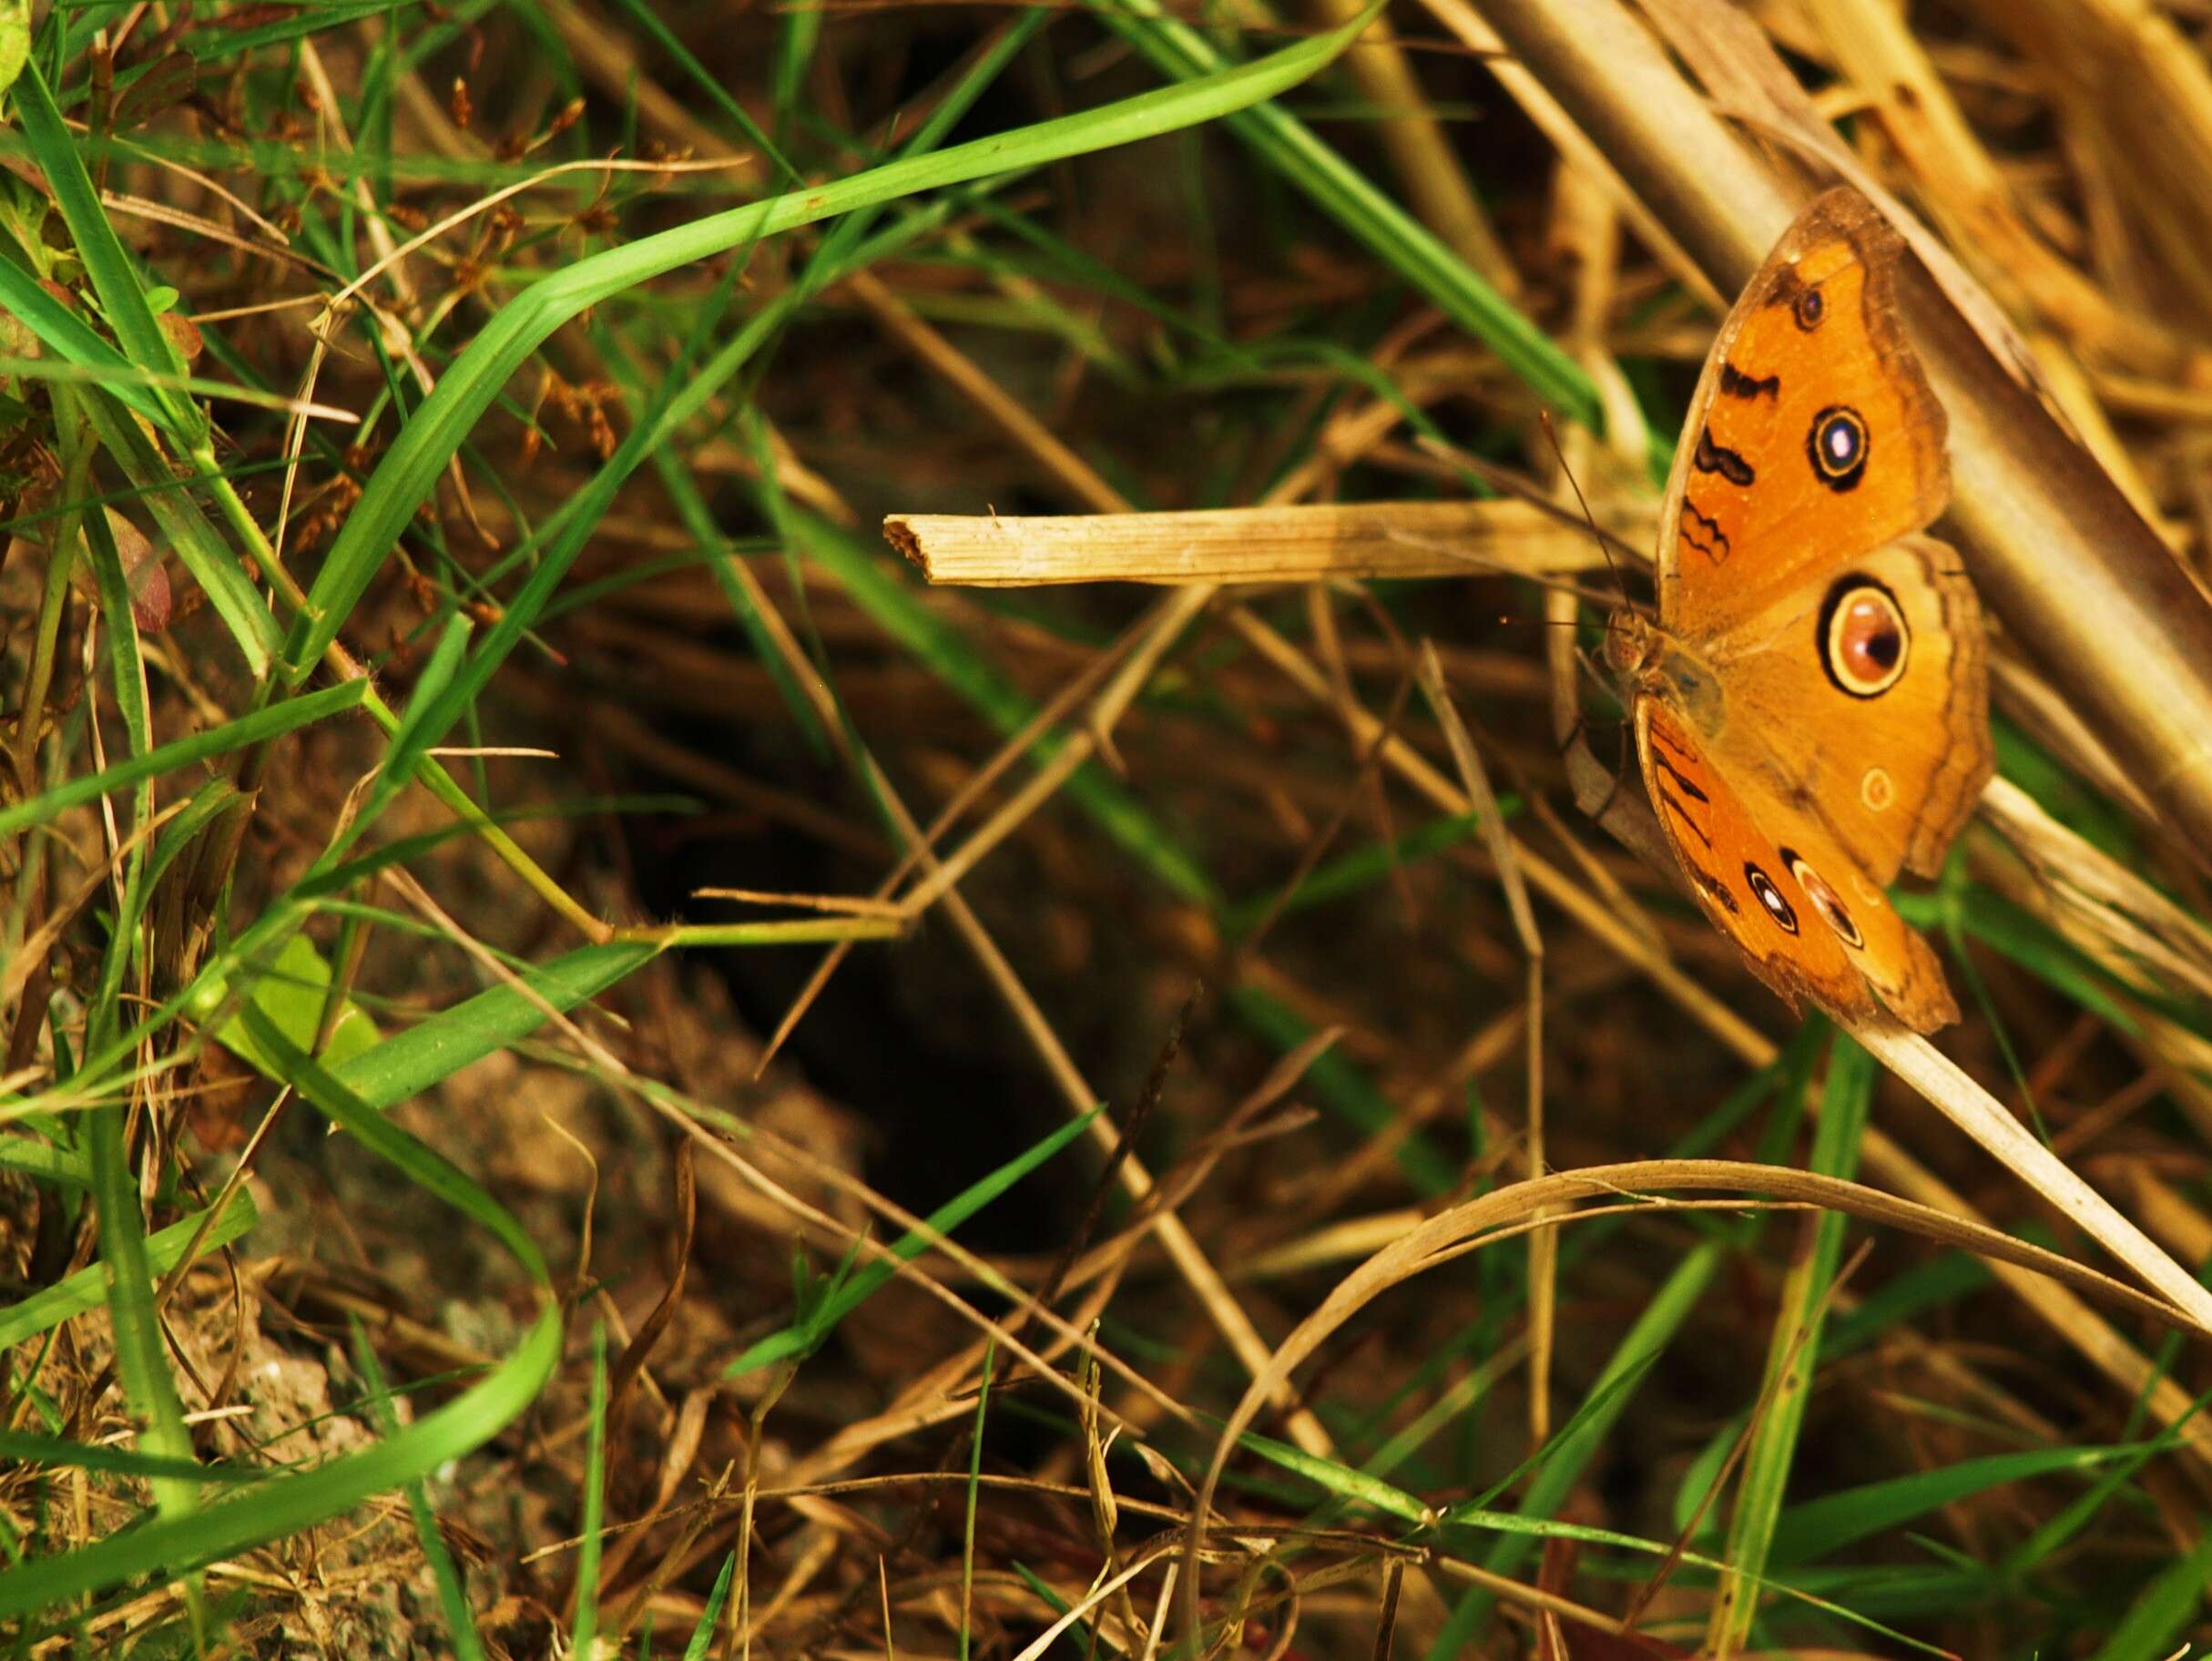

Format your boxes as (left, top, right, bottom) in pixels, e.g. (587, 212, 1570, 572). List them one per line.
(1656, 190, 1950, 641)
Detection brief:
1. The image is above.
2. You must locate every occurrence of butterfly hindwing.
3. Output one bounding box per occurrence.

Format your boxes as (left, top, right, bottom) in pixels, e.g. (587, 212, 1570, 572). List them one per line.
(1637, 701, 1962, 1033)
(1699, 535, 1994, 887)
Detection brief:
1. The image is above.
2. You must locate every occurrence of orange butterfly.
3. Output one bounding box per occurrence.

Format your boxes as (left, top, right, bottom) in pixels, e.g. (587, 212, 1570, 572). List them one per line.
(1606, 189, 1993, 1033)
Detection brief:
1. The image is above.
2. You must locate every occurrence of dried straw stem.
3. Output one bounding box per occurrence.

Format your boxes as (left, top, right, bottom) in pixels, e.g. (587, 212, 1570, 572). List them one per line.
(886, 500, 1607, 587)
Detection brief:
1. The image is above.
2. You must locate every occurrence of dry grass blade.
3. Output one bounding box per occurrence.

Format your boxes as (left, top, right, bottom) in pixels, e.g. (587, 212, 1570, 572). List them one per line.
(1980, 777, 2212, 1002)
(1414, 641, 1554, 1446)
(1846, 1021, 2212, 1331)
(1185, 1157, 2201, 1626)
(887, 501, 1612, 586)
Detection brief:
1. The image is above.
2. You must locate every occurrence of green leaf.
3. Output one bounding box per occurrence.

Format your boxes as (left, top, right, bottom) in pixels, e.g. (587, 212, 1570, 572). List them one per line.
(0, 0, 27, 99)
(189, 932, 383, 1078)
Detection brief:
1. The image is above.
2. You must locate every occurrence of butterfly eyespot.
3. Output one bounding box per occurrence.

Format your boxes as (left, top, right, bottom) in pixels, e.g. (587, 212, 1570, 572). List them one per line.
(1743, 863, 1799, 934)
(1861, 767, 1896, 810)
(1807, 404, 1868, 492)
(1818, 576, 1910, 698)
(1781, 848, 1865, 949)
(1793, 286, 1826, 331)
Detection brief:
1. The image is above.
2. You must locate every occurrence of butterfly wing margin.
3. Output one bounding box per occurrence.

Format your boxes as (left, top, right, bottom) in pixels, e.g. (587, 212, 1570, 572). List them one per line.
(1636, 700, 1962, 1033)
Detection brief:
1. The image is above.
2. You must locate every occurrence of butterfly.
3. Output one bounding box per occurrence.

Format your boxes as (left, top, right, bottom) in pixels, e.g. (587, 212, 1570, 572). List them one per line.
(1605, 188, 1993, 1034)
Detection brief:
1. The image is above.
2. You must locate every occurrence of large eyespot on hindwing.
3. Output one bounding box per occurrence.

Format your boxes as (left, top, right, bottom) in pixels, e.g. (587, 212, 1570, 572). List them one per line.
(1779, 845, 1865, 949)
(1806, 403, 1868, 492)
(1743, 862, 1799, 934)
(1817, 576, 1910, 699)
(1807, 404, 1869, 492)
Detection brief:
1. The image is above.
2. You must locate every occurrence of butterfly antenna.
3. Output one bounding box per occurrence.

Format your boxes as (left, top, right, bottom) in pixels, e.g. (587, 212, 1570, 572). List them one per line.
(1537, 410, 1634, 616)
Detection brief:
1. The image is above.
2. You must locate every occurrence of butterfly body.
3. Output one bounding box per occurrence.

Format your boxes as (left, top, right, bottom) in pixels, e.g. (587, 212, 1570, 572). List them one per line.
(1613, 189, 1994, 1034)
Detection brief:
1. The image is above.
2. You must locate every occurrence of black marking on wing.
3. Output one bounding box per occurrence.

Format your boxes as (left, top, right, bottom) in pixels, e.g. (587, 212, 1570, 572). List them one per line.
(1677, 500, 1730, 565)
(1719, 361, 1779, 401)
(1655, 785, 1713, 851)
(1693, 426, 1756, 486)
(1686, 860, 1741, 916)
(1647, 738, 1709, 804)
(1646, 725, 1740, 913)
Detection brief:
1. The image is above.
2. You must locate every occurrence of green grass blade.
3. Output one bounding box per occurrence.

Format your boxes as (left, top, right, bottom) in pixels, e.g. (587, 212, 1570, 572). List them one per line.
(0, 1311, 561, 1620)
(85, 1102, 200, 1525)
(0, 236, 167, 430)
(726, 1106, 1106, 1379)
(1094, 4, 1600, 434)
(0, 678, 368, 842)
(1772, 1444, 2143, 1566)
(1237, 1430, 1428, 1523)
(230, 1002, 549, 1285)
(0, 1432, 264, 1486)
(76, 387, 282, 674)
(2086, 1523, 2212, 1661)
(0, 1188, 256, 1350)
(79, 501, 158, 1055)
(1711, 1034, 1875, 1646)
(352, 1323, 488, 1661)
(572, 1323, 609, 1658)
(330, 941, 661, 1108)
(681, 1555, 739, 1661)
(291, 7, 1381, 674)
(1433, 1240, 1723, 1647)
(9, 63, 202, 443)
(959, 1341, 994, 1661)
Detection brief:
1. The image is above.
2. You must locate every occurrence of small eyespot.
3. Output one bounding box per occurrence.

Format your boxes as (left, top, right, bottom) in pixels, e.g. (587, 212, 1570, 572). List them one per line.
(1807, 404, 1868, 492)
(1744, 863, 1799, 934)
(1861, 767, 1896, 811)
(1793, 287, 1826, 331)
(1820, 578, 1911, 698)
(1783, 849, 1864, 949)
